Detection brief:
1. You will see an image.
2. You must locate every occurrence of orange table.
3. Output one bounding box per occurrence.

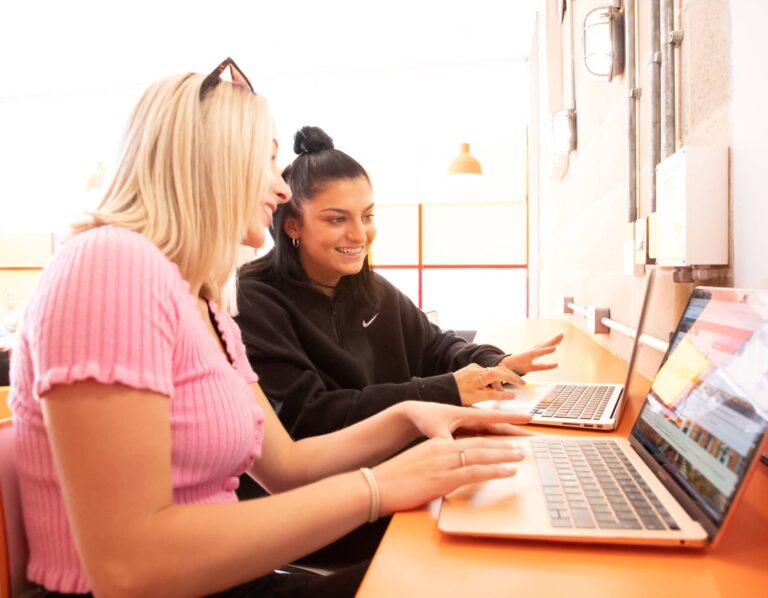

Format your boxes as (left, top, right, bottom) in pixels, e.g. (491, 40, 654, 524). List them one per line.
(0, 386, 10, 420)
(358, 320, 768, 598)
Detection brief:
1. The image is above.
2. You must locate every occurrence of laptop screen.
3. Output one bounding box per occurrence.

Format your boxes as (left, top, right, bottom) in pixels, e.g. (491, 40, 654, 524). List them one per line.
(631, 287, 768, 528)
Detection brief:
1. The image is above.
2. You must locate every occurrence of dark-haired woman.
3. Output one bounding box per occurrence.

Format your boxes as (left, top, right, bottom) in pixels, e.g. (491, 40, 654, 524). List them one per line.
(235, 126, 560, 565)
(235, 126, 563, 441)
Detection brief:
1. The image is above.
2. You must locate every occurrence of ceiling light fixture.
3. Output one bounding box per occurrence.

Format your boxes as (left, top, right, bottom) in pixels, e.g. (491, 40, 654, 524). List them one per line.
(448, 143, 482, 175)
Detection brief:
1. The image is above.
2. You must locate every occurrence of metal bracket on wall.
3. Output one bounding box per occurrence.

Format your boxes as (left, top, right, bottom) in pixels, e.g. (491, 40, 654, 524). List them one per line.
(673, 267, 694, 283)
(564, 298, 669, 351)
(563, 299, 609, 334)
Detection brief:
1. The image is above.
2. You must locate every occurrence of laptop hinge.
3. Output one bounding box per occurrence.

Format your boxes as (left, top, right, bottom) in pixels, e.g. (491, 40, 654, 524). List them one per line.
(608, 388, 624, 419)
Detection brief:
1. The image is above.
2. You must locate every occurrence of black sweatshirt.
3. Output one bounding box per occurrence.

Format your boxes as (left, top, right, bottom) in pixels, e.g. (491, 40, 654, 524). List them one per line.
(235, 269, 506, 439)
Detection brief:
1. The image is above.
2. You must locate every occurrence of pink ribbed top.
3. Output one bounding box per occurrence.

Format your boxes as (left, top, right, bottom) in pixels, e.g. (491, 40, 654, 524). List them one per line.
(9, 225, 265, 594)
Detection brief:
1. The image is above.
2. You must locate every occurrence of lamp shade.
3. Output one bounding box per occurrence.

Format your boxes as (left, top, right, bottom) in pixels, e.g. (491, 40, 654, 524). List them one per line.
(448, 143, 482, 175)
(583, 6, 624, 82)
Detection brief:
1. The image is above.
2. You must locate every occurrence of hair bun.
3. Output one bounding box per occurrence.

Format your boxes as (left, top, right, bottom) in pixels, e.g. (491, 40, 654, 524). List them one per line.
(293, 126, 334, 155)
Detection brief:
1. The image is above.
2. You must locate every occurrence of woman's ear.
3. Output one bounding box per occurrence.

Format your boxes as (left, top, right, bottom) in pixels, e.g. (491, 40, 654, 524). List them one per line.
(283, 216, 301, 239)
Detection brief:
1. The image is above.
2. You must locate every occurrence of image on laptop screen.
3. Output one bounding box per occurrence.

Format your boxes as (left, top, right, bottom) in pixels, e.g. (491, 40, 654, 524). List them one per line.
(632, 288, 768, 528)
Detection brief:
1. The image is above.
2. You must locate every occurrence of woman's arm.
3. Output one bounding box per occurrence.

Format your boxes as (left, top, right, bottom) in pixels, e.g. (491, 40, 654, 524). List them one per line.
(247, 382, 415, 491)
(236, 280, 533, 437)
(248, 382, 531, 492)
(44, 381, 371, 598)
(236, 281, 463, 439)
(44, 380, 522, 597)
(404, 291, 506, 373)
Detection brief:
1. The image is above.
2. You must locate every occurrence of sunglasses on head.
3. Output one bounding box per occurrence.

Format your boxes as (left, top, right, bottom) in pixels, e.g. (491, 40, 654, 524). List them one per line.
(199, 57, 255, 100)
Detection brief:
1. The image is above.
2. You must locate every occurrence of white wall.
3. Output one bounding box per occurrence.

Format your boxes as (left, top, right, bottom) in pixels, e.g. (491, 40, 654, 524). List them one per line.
(731, 1, 768, 289)
(0, 62, 529, 235)
(262, 62, 530, 206)
(0, 1, 535, 234)
(527, 0, 733, 368)
(0, 88, 142, 235)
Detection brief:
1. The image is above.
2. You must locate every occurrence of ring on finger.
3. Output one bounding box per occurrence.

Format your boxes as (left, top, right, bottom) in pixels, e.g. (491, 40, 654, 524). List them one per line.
(458, 447, 467, 467)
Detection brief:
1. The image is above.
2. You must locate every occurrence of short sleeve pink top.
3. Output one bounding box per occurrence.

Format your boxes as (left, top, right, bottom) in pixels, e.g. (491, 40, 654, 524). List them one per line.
(9, 225, 265, 594)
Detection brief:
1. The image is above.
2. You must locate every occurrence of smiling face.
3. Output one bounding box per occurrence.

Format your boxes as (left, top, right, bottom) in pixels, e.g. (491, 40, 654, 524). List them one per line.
(244, 133, 291, 249)
(284, 176, 376, 287)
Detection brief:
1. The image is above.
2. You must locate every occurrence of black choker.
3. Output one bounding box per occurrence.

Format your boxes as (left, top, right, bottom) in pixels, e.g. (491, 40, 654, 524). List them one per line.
(309, 279, 337, 290)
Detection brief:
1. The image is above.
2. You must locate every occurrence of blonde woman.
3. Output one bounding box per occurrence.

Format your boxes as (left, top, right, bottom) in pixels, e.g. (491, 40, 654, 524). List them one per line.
(9, 60, 530, 598)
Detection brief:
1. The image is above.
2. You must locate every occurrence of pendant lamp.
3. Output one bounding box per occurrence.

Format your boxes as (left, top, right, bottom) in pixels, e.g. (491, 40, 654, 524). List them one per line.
(448, 143, 482, 175)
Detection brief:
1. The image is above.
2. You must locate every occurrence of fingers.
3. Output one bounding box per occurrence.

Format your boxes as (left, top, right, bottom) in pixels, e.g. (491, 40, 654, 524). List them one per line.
(529, 345, 558, 357)
(529, 362, 559, 372)
(431, 429, 456, 440)
(448, 436, 525, 467)
(536, 333, 564, 348)
(464, 408, 531, 425)
(422, 436, 521, 470)
(452, 416, 531, 437)
(480, 365, 525, 388)
(454, 435, 519, 450)
(448, 463, 519, 486)
(481, 387, 525, 403)
(374, 438, 525, 513)
(482, 422, 532, 436)
(524, 346, 559, 371)
(447, 439, 526, 489)
(452, 445, 525, 468)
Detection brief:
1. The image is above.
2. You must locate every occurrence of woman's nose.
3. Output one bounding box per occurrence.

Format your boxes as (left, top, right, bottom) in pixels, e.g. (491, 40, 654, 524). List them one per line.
(274, 177, 291, 204)
(347, 219, 366, 241)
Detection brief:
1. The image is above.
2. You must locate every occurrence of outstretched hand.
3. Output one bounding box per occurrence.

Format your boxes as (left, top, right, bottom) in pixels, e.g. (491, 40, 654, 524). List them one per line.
(499, 333, 564, 375)
(402, 400, 531, 441)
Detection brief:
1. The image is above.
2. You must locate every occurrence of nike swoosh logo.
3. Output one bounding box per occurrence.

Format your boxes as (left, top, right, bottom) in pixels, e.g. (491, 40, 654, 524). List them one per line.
(362, 313, 379, 328)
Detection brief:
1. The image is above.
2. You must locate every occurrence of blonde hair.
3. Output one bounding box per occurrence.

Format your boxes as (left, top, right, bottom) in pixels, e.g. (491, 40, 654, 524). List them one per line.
(75, 72, 271, 304)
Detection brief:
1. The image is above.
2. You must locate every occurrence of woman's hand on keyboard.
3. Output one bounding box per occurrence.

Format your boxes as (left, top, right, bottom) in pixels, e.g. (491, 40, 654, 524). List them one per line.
(372, 436, 524, 518)
(401, 400, 531, 440)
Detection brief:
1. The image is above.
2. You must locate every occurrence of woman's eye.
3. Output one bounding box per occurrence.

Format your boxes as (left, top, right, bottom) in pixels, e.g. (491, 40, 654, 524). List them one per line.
(363, 214, 375, 222)
(328, 217, 345, 224)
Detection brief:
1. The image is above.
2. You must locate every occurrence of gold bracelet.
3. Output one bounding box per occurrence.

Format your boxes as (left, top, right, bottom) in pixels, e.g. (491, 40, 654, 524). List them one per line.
(359, 467, 380, 523)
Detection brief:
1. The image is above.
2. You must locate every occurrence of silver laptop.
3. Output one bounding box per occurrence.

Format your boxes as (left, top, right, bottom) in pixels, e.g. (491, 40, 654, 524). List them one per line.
(439, 285, 768, 548)
(477, 270, 656, 430)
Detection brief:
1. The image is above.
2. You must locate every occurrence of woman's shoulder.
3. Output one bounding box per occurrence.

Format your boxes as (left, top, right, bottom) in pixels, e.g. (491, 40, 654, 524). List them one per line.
(237, 265, 296, 314)
(238, 254, 279, 286)
(24, 226, 187, 351)
(238, 260, 281, 295)
(368, 271, 414, 305)
(370, 271, 396, 290)
(56, 225, 185, 292)
(238, 255, 311, 300)
(64, 225, 172, 267)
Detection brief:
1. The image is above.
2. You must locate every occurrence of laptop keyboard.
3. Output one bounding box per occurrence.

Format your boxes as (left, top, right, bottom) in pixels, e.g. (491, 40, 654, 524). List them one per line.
(531, 384, 615, 420)
(531, 438, 680, 531)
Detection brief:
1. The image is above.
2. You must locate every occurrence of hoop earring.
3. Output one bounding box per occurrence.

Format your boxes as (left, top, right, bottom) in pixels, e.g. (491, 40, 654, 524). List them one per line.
(292, 237, 300, 248)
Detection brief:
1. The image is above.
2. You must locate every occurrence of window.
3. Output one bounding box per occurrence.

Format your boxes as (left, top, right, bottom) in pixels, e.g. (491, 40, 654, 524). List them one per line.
(373, 201, 528, 330)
